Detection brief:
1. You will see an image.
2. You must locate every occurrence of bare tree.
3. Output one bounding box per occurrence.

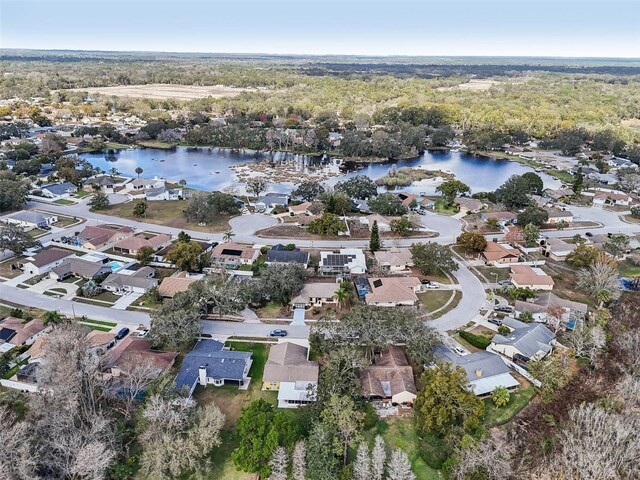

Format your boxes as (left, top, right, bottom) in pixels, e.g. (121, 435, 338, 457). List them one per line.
(139, 394, 225, 479)
(292, 440, 307, 480)
(617, 330, 640, 374)
(386, 449, 415, 480)
(543, 404, 640, 480)
(577, 259, 622, 306)
(0, 406, 38, 480)
(371, 435, 386, 480)
(32, 324, 116, 479)
(451, 436, 513, 480)
(566, 322, 606, 368)
(268, 446, 289, 480)
(617, 374, 640, 409)
(112, 355, 162, 418)
(352, 442, 371, 480)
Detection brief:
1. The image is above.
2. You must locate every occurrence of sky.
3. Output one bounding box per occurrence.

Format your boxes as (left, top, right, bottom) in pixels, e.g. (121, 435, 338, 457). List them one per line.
(1, 0, 639, 58)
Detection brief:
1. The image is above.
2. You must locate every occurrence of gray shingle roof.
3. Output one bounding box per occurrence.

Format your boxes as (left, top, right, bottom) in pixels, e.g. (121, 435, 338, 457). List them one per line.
(5, 211, 49, 225)
(434, 346, 511, 378)
(491, 321, 555, 359)
(175, 340, 251, 392)
(42, 182, 76, 195)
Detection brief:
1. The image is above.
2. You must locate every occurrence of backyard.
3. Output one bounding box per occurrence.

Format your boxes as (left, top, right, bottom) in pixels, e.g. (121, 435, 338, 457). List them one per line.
(482, 385, 537, 427)
(618, 259, 640, 277)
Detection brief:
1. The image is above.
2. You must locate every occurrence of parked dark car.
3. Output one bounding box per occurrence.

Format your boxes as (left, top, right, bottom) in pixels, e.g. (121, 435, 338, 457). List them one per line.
(494, 305, 514, 313)
(585, 232, 593, 237)
(115, 327, 130, 340)
(269, 329, 288, 337)
(420, 279, 431, 285)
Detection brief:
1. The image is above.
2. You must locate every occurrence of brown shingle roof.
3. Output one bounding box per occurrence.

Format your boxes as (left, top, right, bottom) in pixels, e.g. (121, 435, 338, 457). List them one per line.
(158, 273, 197, 298)
(29, 247, 73, 267)
(104, 336, 177, 372)
(364, 277, 420, 305)
(263, 342, 319, 383)
(0, 317, 46, 346)
(360, 346, 416, 398)
(482, 242, 520, 262)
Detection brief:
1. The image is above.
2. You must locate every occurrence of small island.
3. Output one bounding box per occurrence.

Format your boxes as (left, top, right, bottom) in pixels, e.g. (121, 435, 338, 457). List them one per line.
(375, 166, 454, 188)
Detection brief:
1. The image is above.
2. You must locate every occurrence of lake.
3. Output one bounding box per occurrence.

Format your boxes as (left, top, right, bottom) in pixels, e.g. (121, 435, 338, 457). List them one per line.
(79, 147, 561, 195)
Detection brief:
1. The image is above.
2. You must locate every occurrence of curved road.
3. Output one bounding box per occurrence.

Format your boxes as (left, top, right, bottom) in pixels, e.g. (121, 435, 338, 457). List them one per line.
(17, 198, 638, 338)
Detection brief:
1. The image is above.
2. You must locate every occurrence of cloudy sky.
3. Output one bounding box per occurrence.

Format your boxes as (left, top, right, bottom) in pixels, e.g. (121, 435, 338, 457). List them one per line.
(1, 0, 638, 58)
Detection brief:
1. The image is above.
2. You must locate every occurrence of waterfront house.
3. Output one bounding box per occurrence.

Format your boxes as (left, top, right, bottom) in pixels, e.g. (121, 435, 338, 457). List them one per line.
(82, 175, 115, 193)
(145, 185, 183, 201)
(40, 182, 77, 199)
(454, 197, 485, 214)
(262, 342, 319, 408)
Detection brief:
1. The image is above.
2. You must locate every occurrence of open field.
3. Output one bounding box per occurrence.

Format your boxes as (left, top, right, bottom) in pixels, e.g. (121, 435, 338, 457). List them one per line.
(106, 200, 233, 233)
(437, 78, 502, 91)
(65, 83, 253, 100)
(418, 290, 454, 313)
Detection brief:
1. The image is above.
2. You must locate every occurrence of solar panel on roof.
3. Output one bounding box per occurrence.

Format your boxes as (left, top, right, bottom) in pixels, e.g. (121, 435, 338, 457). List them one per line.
(221, 249, 242, 256)
(373, 279, 383, 288)
(0, 328, 16, 342)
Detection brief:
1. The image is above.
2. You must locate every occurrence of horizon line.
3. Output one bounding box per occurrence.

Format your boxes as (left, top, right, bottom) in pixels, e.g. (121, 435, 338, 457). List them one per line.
(1, 47, 639, 61)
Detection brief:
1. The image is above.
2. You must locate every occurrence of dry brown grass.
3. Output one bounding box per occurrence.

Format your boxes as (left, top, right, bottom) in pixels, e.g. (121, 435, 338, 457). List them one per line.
(65, 83, 253, 100)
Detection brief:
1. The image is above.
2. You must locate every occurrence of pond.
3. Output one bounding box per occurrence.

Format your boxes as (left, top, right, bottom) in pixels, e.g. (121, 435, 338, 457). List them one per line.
(79, 147, 561, 195)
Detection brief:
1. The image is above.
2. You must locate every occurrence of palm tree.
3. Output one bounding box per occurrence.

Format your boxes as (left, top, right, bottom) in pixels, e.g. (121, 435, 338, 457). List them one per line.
(222, 229, 235, 243)
(43, 310, 65, 326)
(179, 179, 187, 188)
(333, 283, 349, 311)
(135, 166, 143, 178)
(109, 167, 120, 179)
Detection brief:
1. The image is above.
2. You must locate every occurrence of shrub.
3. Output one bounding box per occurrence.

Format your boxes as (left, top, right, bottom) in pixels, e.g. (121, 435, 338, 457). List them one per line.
(491, 386, 511, 407)
(459, 331, 491, 349)
(497, 325, 510, 335)
(360, 402, 378, 430)
(419, 431, 450, 469)
(10, 308, 24, 318)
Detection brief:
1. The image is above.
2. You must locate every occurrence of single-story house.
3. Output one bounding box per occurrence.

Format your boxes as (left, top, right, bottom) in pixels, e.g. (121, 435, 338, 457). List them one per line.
(256, 193, 290, 211)
(481, 211, 517, 224)
(112, 232, 171, 256)
(72, 225, 134, 250)
(0, 317, 48, 348)
(291, 282, 339, 309)
(209, 242, 260, 269)
(359, 214, 392, 232)
(19, 247, 74, 275)
(157, 272, 199, 298)
(364, 277, 422, 308)
(593, 191, 632, 207)
(126, 177, 165, 191)
(360, 346, 417, 405)
(40, 182, 77, 199)
(101, 266, 157, 295)
(514, 292, 588, 328)
(589, 172, 618, 186)
(265, 247, 310, 268)
(145, 185, 183, 201)
(397, 192, 418, 207)
(374, 248, 413, 272)
(545, 209, 574, 224)
(489, 317, 555, 362)
(50, 257, 112, 281)
(82, 175, 115, 193)
(296, 215, 320, 227)
(104, 336, 177, 379)
(2, 210, 58, 230)
(528, 194, 549, 208)
(352, 199, 370, 213)
(509, 265, 554, 291)
(319, 249, 367, 275)
(85, 330, 117, 355)
(175, 339, 252, 396)
(262, 342, 319, 408)
(544, 188, 575, 201)
(541, 238, 577, 261)
(482, 242, 521, 265)
(288, 202, 313, 216)
(454, 197, 485, 214)
(420, 198, 436, 210)
(434, 346, 520, 396)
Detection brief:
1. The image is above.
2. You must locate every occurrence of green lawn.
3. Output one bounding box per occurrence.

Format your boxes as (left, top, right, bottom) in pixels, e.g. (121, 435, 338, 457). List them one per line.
(482, 386, 536, 427)
(429, 291, 462, 319)
(54, 215, 82, 227)
(53, 199, 75, 205)
(548, 169, 574, 183)
(62, 275, 80, 284)
(363, 418, 440, 480)
(474, 265, 511, 282)
(81, 318, 117, 327)
(618, 259, 640, 277)
(418, 290, 454, 313)
(432, 199, 458, 216)
(27, 228, 47, 237)
(253, 301, 286, 319)
(105, 200, 233, 233)
(74, 190, 92, 199)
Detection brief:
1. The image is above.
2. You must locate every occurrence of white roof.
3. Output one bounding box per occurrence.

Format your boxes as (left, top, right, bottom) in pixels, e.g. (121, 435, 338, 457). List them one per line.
(469, 372, 520, 396)
(277, 381, 317, 403)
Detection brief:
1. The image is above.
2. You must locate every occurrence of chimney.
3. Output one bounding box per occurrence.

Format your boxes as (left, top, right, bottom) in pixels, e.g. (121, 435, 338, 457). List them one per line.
(475, 369, 483, 378)
(199, 365, 207, 386)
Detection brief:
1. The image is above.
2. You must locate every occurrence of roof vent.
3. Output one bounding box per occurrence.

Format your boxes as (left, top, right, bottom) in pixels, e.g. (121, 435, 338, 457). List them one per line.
(475, 369, 483, 377)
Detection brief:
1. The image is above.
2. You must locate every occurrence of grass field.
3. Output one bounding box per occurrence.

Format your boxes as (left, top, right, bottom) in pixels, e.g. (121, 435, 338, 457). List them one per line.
(137, 140, 176, 149)
(474, 265, 511, 282)
(429, 290, 462, 319)
(105, 200, 233, 233)
(363, 418, 439, 480)
(482, 386, 537, 427)
(53, 199, 75, 205)
(618, 259, 640, 277)
(418, 290, 454, 313)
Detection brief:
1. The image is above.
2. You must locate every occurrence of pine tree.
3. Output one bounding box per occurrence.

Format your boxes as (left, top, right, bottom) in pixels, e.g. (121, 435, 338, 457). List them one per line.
(292, 440, 307, 480)
(371, 435, 386, 480)
(369, 220, 381, 252)
(386, 449, 415, 480)
(268, 446, 289, 480)
(352, 442, 371, 480)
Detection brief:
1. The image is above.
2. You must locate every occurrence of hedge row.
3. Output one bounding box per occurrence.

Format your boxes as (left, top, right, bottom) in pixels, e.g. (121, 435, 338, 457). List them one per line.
(459, 331, 491, 350)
